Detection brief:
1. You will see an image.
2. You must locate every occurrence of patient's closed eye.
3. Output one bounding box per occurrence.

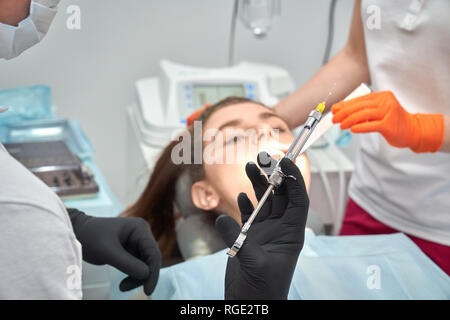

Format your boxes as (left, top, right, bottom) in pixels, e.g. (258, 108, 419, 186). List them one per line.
(226, 135, 245, 145)
(272, 126, 286, 133)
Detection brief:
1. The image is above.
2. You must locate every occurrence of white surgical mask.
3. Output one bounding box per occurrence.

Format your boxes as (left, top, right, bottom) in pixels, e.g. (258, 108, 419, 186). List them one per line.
(0, 0, 60, 60)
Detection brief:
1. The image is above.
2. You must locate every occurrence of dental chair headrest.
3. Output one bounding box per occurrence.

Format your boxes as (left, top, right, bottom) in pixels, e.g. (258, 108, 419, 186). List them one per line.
(174, 170, 226, 260)
(174, 170, 205, 217)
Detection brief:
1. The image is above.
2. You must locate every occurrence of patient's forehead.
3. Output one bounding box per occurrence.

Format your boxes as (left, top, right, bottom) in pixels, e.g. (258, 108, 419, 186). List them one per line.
(204, 102, 272, 131)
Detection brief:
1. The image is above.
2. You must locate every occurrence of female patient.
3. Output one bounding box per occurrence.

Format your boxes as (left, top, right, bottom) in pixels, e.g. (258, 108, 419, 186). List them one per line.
(123, 97, 310, 264)
(119, 97, 450, 299)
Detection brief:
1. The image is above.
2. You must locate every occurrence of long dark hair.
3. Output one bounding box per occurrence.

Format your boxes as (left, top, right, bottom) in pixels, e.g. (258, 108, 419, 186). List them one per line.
(123, 97, 263, 259)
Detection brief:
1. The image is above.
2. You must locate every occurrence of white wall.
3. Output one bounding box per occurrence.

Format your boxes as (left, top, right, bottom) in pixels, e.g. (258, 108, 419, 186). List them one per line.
(0, 0, 354, 206)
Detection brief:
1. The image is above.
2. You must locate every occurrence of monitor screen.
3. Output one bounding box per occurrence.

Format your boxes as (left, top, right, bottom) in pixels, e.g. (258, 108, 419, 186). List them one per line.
(193, 85, 246, 108)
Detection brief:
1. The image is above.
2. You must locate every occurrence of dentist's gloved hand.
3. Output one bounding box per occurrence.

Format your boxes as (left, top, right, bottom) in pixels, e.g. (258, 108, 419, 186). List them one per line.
(67, 209, 161, 295)
(216, 156, 309, 300)
(331, 91, 445, 153)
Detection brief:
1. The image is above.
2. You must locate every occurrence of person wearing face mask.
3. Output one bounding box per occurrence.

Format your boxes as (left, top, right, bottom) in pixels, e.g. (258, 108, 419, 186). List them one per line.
(0, 1, 309, 300)
(0, 0, 163, 299)
(0, 0, 59, 59)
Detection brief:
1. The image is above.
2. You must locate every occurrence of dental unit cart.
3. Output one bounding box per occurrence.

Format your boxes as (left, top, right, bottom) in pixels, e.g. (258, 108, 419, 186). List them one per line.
(126, 60, 356, 236)
(0, 85, 122, 299)
(4, 140, 99, 198)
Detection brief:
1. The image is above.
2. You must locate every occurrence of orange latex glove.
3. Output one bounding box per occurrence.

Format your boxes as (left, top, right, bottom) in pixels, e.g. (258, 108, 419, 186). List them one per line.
(331, 91, 445, 153)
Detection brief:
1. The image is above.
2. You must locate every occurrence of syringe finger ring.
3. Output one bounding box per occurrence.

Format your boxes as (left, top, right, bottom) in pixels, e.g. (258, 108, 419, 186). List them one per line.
(286, 174, 297, 181)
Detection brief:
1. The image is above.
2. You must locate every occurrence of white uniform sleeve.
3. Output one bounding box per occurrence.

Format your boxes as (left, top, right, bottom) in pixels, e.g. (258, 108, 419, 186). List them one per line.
(0, 203, 82, 299)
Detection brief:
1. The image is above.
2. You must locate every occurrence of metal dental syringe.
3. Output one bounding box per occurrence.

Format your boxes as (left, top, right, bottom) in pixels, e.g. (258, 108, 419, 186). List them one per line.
(227, 102, 326, 258)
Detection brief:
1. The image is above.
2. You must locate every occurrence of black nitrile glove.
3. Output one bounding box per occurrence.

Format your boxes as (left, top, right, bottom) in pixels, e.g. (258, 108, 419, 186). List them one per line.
(67, 209, 161, 295)
(216, 155, 309, 300)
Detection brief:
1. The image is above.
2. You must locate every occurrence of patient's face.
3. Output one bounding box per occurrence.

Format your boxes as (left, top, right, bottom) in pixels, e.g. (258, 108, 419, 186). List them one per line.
(199, 102, 310, 224)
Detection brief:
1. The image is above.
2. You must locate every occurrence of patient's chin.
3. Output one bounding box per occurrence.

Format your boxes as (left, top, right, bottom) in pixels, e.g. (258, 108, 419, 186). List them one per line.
(295, 155, 308, 171)
(229, 210, 243, 226)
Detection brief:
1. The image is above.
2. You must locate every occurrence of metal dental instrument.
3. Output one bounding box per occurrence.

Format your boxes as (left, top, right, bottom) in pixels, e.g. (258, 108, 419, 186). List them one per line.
(227, 102, 326, 258)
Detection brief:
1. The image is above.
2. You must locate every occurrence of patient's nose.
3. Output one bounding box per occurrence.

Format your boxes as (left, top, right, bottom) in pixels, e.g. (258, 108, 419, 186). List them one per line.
(257, 123, 279, 140)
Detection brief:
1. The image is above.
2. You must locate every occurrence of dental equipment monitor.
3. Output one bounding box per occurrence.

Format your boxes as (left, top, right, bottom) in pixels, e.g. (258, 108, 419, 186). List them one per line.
(132, 60, 296, 149)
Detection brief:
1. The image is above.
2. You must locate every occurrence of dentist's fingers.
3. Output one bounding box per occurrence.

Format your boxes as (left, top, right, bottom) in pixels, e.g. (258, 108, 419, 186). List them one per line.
(257, 151, 286, 196)
(270, 186, 289, 219)
(332, 100, 377, 124)
(280, 158, 309, 215)
(340, 108, 383, 130)
(245, 162, 269, 201)
(238, 192, 254, 225)
(216, 215, 241, 249)
(245, 162, 273, 222)
(350, 120, 383, 134)
(215, 215, 265, 263)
